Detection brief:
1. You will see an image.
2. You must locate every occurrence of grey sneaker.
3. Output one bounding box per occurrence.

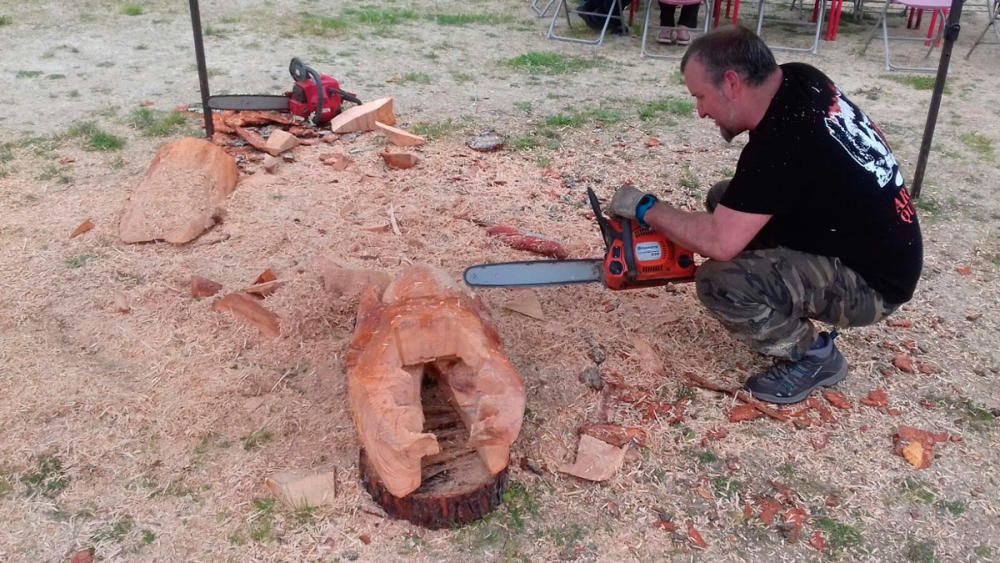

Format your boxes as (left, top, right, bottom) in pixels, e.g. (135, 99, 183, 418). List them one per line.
(745, 332, 848, 404)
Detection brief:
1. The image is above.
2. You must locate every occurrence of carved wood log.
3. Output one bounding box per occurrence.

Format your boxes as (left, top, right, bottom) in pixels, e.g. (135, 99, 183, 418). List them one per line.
(347, 265, 525, 525)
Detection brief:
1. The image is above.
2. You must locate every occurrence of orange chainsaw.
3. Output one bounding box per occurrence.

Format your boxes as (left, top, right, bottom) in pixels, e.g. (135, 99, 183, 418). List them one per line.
(464, 188, 697, 290)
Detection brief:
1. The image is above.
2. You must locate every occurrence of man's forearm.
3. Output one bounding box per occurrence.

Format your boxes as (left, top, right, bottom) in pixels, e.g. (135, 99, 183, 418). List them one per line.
(642, 202, 730, 260)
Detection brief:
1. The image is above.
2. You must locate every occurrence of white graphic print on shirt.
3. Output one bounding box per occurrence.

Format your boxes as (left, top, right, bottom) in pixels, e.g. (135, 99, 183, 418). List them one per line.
(824, 88, 904, 189)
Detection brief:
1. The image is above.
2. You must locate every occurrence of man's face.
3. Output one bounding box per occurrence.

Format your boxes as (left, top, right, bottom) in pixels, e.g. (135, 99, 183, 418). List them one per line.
(683, 58, 740, 142)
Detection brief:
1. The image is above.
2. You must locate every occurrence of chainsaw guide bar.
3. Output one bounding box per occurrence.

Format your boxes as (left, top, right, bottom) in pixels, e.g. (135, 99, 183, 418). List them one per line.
(463, 259, 604, 288)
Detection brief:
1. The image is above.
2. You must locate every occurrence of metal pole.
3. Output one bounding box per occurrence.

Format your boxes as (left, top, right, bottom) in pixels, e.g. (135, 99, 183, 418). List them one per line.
(910, 0, 964, 199)
(189, 0, 214, 137)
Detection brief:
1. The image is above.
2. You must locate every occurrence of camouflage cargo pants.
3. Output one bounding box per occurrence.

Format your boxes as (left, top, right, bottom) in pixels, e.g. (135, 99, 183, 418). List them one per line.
(695, 181, 898, 360)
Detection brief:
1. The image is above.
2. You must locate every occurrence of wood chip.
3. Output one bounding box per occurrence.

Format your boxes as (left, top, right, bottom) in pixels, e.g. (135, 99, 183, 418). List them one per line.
(558, 434, 627, 481)
(69, 219, 95, 239)
(380, 151, 421, 170)
(191, 275, 223, 298)
(212, 292, 280, 337)
(265, 470, 337, 509)
(375, 120, 425, 147)
(503, 291, 545, 320)
(578, 423, 647, 447)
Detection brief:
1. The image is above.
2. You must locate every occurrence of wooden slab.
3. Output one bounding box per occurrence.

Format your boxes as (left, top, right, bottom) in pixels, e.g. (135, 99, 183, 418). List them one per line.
(329, 97, 396, 133)
(375, 121, 425, 147)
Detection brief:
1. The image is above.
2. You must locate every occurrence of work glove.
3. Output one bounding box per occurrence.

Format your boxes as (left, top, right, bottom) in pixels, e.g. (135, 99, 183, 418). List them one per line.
(609, 184, 658, 226)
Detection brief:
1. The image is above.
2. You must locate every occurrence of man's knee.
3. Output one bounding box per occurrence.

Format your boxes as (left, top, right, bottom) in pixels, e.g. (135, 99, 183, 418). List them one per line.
(704, 179, 730, 213)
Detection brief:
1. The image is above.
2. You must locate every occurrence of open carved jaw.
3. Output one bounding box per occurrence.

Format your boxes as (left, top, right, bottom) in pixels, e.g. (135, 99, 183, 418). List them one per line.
(347, 265, 526, 498)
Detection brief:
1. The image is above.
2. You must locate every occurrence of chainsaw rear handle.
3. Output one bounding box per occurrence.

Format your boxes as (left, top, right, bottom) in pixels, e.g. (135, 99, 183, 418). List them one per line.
(290, 58, 325, 126)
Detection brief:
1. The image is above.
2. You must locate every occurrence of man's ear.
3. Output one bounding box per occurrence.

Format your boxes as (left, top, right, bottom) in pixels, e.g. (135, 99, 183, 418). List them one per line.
(721, 69, 742, 100)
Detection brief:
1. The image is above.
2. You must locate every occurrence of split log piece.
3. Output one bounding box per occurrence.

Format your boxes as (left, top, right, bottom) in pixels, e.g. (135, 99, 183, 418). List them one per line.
(329, 97, 396, 133)
(264, 129, 299, 156)
(375, 121, 425, 147)
(486, 225, 569, 260)
(212, 292, 280, 337)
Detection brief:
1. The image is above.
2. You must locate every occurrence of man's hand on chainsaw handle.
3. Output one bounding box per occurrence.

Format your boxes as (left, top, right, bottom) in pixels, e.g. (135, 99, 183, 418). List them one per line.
(610, 185, 658, 226)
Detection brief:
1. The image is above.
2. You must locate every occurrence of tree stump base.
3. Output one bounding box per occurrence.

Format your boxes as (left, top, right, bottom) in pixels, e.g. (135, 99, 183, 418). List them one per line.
(358, 367, 509, 529)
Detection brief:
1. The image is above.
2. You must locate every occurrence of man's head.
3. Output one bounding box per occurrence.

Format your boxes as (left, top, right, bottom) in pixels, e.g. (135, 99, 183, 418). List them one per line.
(680, 25, 779, 141)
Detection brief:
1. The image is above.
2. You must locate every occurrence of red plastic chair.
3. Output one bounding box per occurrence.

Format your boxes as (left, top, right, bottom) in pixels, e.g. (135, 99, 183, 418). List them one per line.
(861, 0, 952, 71)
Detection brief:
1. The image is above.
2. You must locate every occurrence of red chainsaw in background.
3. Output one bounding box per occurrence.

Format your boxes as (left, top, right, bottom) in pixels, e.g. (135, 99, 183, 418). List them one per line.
(464, 188, 698, 291)
(207, 57, 361, 126)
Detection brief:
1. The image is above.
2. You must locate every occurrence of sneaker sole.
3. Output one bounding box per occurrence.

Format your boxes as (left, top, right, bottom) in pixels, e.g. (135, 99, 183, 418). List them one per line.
(748, 364, 848, 405)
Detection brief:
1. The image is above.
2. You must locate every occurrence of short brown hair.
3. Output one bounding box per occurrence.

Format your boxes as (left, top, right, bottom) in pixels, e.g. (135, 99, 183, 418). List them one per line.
(681, 25, 777, 87)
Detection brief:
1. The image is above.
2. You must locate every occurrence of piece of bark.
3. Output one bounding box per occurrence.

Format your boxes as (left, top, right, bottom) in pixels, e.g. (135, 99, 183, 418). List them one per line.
(319, 152, 352, 171)
(381, 150, 421, 170)
(347, 265, 525, 498)
(684, 372, 789, 422)
(119, 138, 239, 244)
(264, 129, 299, 156)
(860, 388, 889, 408)
(212, 292, 280, 337)
(687, 521, 709, 549)
(375, 121, 425, 147)
(466, 131, 505, 152)
(234, 126, 269, 152)
(225, 111, 295, 128)
(579, 423, 647, 447)
(191, 275, 223, 298)
(502, 291, 545, 320)
(113, 291, 130, 313)
(822, 390, 852, 410)
(631, 337, 663, 374)
(265, 470, 337, 509)
(69, 219, 95, 239)
(486, 225, 569, 259)
(729, 404, 765, 422)
(893, 355, 915, 373)
(558, 434, 627, 482)
(329, 97, 396, 133)
(315, 258, 391, 300)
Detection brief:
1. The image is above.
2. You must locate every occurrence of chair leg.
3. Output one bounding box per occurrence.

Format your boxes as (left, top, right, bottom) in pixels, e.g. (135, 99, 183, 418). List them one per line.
(860, 2, 885, 54)
(530, 0, 557, 17)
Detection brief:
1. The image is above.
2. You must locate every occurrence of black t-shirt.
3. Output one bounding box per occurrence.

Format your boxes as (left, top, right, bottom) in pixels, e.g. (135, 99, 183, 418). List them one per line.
(721, 63, 922, 304)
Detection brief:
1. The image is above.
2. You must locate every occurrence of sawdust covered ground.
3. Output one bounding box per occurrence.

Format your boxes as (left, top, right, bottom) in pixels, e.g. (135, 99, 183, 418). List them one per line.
(1, 0, 999, 561)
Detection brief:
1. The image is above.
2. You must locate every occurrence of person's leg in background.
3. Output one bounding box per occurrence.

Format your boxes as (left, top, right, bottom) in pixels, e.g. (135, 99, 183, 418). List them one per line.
(658, 1, 679, 43)
(674, 4, 700, 45)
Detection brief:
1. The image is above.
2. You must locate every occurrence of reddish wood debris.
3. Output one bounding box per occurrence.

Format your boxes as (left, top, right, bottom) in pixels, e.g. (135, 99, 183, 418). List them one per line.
(654, 518, 677, 533)
(579, 423, 647, 448)
(69, 219, 95, 239)
(757, 497, 783, 526)
(235, 126, 269, 152)
(729, 404, 765, 422)
(191, 275, 223, 298)
(893, 355, 915, 373)
(809, 531, 825, 552)
(955, 265, 972, 275)
(705, 426, 728, 440)
(886, 317, 913, 328)
(784, 506, 808, 543)
(893, 425, 950, 469)
(860, 389, 889, 408)
(486, 225, 569, 259)
(822, 390, 852, 410)
(212, 292, 281, 337)
(686, 521, 708, 549)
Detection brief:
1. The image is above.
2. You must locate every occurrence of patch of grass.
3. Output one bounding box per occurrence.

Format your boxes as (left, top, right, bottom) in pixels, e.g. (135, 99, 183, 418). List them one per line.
(776, 462, 796, 478)
(66, 254, 98, 268)
(914, 194, 941, 216)
(923, 395, 995, 431)
(505, 52, 597, 75)
(449, 71, 473, 83)
(935, 499, 966, 516)
(815, 516, 864, 553)
(128, 107, 186, 137)
(141, 529, 156, 544)
(974, 546, 993, 558)
(38, 163, 72, 185)
(203, 25, 227, 37)
(546, 113, 586, 128)
(711, 476, 741, 499)
(347, 6, 418, 26)
(692, 451, 718, 464)
(410, 119, 458, 140)
(299, 15, 352, 36)
(885, 74, 945, 92)
(0, 474, 13, 497)
(241, 428, 274, 451)
(248, 498, 277, 543)
(47, 73, 66, 80)
(400, 72, 432, 85)
(64, 122, 125, 151)
(122, 4, 143, 16)
(680, 168, 699, 191)
(431, 13, 514, 26)
(959, 132, 995, 162)
(92, 514, 135, 543)
(16, 70, 43, 79)
(901, 478, 936, 504)
(0, 15, 12, 26)
(21, 456, 70, 498)
(536, 155, 552, 168)
(639, 98, 695, 120)
(459, 480, 539, 552)
(904, 539, 938, 562)
(510, 136, 541, 150)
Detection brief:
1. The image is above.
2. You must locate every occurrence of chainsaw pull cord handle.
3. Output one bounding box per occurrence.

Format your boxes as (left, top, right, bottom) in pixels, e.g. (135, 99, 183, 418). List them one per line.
(621, 218, 638, 282)
(289, 58, 326, 125)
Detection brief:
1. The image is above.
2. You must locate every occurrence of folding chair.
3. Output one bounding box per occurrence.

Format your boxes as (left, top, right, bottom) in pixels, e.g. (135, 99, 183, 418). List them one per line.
(641, 0, 713, 59)
(966, 0, 1000, 57)
(861, 0, 951, 71)
(547, 0, 630, 45)
(756, 0, 832, 53)
(531, 0, 558, 17)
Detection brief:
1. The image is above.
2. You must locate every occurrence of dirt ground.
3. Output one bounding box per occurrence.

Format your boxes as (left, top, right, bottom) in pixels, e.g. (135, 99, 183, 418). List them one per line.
(1, 0, 999, 561)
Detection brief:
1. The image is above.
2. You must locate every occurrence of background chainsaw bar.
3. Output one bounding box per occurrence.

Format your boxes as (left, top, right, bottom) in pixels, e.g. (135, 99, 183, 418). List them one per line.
(463, 259, 604, 288)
